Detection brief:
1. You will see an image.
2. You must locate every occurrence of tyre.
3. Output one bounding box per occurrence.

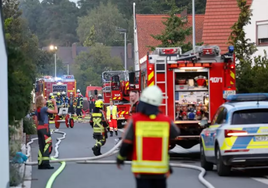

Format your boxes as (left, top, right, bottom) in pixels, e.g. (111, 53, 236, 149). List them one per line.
(69, 118, 74, 128)
(200, 143, 213, 171)
(216, 146, 231, 176)
(65, 114, 69, 128)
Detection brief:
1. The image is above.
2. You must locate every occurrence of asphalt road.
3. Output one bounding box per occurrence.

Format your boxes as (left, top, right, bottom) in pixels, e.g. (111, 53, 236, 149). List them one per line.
(28, 122, 268, 188)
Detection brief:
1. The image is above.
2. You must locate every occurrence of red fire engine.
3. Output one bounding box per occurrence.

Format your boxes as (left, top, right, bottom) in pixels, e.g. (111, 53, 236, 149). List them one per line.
(102, 71, 140, 128)
(139, 45, 236, 149)
(35, 75, 77, 99)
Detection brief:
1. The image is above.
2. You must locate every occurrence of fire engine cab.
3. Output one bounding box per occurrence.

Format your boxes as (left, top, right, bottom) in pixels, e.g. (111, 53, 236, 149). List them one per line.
(102, 70, 140, 128)
(139, 45, 236, 149)
(35, 75, 77, 99)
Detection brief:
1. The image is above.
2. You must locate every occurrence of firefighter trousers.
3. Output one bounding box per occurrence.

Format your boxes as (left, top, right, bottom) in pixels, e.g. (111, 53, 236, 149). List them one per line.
(76, 108, 82, 118)
(109, 119, 117, 131)
(37, 124, 52, 167)
(135, 178, 166, 188)
(92, 134, 106, 156)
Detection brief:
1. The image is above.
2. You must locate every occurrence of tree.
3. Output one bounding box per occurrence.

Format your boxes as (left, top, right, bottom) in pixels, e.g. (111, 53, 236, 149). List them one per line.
(83, 25, 96, 47)
(76, 1, 128, 46)
(228, 0, 257, 93)
(72, 44, 123, 95)
(149, 0, 192, 52)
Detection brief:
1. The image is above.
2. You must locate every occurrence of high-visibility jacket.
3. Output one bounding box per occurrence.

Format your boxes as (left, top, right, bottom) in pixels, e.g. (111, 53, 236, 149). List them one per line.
(90, 111, 108, 136)
(131, 113, 170, 174)
(106, 105, 117, 120)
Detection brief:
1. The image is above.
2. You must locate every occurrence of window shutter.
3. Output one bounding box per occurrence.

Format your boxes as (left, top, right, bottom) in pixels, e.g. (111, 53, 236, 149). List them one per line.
(258, 24, 268, 39)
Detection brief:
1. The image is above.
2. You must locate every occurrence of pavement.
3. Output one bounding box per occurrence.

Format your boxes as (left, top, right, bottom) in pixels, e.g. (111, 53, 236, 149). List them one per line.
(25, 122, 268, 188)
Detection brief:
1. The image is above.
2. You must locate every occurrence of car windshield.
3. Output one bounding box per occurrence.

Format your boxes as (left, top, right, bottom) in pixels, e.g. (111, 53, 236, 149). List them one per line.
(231, 109, 268, 124)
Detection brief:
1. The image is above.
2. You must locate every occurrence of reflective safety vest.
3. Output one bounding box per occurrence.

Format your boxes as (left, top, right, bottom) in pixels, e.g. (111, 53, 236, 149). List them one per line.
(106, 106, 117, 120)
(92, 113, 105, 135)
(131, 113, 170, 174)
(46, 100, 54, 109)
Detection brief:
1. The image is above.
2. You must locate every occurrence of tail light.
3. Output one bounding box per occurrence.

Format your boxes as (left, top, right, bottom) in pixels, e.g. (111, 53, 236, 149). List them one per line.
(224, 129, 248, 137)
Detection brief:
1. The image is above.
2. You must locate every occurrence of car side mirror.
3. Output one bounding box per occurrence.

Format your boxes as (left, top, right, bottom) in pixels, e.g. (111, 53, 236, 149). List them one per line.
(199, 119, 209, 128)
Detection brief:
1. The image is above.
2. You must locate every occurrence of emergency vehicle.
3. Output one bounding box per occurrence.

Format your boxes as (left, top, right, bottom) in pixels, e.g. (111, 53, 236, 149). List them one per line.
(35, 75, 77, 99)
(139, 45, 236, 149)
(85, 86, 102, 101)
(102, 70, 140, 128)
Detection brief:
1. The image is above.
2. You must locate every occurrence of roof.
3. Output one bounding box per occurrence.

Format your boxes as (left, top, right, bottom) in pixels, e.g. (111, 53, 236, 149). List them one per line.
(136, 14, 205, 59)
(202, 0, 253, 54)
(224, 101, 268, 110)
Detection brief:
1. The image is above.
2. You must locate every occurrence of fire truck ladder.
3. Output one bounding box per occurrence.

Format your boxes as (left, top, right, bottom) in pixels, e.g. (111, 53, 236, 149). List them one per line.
(155, 60, 168, 115)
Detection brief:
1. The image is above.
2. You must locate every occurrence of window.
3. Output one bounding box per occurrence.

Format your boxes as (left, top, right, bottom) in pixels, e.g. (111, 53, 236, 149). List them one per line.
(211, 107, 227, 125)
(256, 21, 268, 46)
(231, 109, 268, 125)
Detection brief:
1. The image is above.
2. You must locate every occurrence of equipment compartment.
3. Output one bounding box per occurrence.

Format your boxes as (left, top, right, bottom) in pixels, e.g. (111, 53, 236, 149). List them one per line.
(174, 72, 209, 121)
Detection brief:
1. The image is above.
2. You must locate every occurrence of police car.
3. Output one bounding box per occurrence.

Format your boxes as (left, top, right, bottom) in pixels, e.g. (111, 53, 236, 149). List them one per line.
(200, 93, 268, 176)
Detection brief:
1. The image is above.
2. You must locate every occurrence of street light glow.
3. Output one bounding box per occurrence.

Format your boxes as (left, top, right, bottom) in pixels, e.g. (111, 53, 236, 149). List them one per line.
(49, 45, 57, 50)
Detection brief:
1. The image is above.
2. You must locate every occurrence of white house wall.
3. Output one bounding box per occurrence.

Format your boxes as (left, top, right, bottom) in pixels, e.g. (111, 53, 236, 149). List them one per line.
(244, 0, 268, 57)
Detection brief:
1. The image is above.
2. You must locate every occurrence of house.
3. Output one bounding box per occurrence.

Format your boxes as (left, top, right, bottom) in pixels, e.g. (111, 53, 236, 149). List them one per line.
(136, 14, 205, 59)
(202, 0, 253, 54)
(244, 0, 268, 57)
(42, 43, 135, 73)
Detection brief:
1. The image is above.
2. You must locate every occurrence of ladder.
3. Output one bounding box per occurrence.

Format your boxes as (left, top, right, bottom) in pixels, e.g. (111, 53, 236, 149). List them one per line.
(154, 60, 168, 116)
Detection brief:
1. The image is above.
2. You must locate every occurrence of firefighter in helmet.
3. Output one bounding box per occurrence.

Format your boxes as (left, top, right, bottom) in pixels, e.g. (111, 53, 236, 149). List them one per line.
(61, 91, 69, 107)
(56, 92, 63, 119)
(75, 92, 83, 120)
(90, 99, 109, 156)
(68, 92, 75, 115)
(116, 85, 180, 188)
(106, 99, 118, 137)
(46, 93, 55, 120)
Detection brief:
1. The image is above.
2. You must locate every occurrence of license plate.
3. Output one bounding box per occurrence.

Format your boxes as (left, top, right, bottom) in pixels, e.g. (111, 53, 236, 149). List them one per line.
(223, 90, 236, 98)
(254, 136, 268, 141)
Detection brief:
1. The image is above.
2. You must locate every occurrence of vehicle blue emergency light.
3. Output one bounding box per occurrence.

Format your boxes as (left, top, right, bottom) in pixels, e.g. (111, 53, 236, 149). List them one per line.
(228, 45, 234, 53)
(226, 93, 268, 102)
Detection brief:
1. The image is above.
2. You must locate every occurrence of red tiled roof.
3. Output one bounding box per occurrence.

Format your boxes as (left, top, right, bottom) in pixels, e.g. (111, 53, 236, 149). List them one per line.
(202, 0, 252, 53)
(137, 14, 205, 59)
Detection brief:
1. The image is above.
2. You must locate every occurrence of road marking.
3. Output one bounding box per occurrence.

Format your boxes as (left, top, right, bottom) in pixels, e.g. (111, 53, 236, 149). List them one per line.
(252, 178, 268, 185)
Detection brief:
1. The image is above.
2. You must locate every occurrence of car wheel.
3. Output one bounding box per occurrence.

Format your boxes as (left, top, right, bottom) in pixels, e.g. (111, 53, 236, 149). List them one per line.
(200, 143, 213, 170)
(216, 146, 231, 176)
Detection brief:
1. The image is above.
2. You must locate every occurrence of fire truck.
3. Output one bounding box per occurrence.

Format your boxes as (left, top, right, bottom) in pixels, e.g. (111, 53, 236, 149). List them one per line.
(102, 70, 140, 128)
(35, 75, 77, 99)
(139, 45, 236, 149)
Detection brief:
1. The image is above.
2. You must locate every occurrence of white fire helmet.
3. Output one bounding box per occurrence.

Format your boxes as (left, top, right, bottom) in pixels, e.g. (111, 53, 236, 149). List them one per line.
(140, 85, 163, 106)
(70, 92, 73, 95)
(62, 91, 66, 95)
(98, 94, 102, 97)
(77, 89, 80, 93)
(49, 93, 53, 96)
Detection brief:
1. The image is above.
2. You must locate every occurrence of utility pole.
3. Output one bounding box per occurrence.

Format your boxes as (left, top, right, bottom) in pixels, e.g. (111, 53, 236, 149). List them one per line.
(124, 32, 127, 71)
(192, 0, 196, 53)
(133, 2, 140, 71)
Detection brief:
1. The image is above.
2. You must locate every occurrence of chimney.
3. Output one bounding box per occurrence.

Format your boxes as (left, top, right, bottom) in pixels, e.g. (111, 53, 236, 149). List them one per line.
(72, 43, 77, 59)
(127, 43, 132, 59)
(181, 9, 187, 23)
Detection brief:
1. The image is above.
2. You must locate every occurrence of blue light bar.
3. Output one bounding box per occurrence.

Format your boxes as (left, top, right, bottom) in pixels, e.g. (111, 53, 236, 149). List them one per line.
(226, 93, 268, 102)
(228, 45, 234, 53)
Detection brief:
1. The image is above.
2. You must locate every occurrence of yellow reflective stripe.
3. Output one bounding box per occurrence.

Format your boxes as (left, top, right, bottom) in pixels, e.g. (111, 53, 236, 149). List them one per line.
(209, 125, 220, 128)
(125, 82, 129, 87)
(201, 137, 214, 151)
(230, 71, 235, 79)
(230, 81, 234, 84)
(220, 128, 242, 150)
(148, 81, 154, 86)
(45, 137, 52, 143)
(44, 144, 49, 152)
(117, 154, 126, 160)
(132, 167, 168, 174)
(148, 71, 154, 81)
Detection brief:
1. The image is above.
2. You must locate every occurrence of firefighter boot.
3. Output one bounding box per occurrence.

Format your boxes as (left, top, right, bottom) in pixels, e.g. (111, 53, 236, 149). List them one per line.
(110, 131, 113, 137)
(92, 145, 101, 156)
(115, 131, 118, 136)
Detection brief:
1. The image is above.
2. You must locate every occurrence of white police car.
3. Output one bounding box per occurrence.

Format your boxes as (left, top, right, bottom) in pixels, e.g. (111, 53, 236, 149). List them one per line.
(200, 93, 268, 176)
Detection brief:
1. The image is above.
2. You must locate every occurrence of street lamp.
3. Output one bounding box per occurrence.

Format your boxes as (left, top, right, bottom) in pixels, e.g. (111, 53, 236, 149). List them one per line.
(49, 45, 58, 77)
(117, 28, 127, 71)
(192, 0, 196, 53)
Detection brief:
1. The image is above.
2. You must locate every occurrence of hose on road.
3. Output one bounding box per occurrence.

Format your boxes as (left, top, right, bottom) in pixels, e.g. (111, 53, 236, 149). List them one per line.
(25, 130, 215, 188)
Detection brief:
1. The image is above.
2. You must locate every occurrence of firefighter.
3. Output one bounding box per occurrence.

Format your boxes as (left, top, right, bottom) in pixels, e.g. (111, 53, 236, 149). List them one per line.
(34, 95, 58, 169)
(68, 92, 75, 115)
(56, 92, 63, 106)
(129, 91, 140, 115)
(46, 93, 55, 120)
(90, 100, 109, 156)
(61, 91, 69, 107)
(75, 92, 83, 120)
(89, 95, 95, 113)
(106, 99, 118, 137)
(97, 94, 103, 101)
(116, 85, 180, 188)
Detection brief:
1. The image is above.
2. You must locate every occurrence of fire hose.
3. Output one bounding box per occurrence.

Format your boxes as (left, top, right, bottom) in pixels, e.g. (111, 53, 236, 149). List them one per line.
(25, 130, 215, 188)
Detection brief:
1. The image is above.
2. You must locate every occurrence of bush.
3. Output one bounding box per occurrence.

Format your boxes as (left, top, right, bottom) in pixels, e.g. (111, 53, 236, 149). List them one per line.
(9, 141, 23, 186)
(23, 117, 36, 135)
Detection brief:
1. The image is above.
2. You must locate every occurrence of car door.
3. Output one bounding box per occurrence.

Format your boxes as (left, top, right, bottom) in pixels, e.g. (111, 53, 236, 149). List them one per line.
(205, 107, 227, 156)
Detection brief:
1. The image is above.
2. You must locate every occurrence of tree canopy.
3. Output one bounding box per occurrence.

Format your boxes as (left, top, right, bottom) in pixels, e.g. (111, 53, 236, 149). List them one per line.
(72, 44, 123, 95)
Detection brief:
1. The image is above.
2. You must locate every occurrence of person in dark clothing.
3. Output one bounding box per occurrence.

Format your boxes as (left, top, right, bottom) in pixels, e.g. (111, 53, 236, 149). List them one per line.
(89, 100, 109, 156)
(129, 91, 140, 115)
(34, 96, 58, 169)
(116, 86, 180, 188)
